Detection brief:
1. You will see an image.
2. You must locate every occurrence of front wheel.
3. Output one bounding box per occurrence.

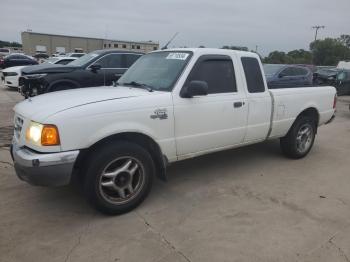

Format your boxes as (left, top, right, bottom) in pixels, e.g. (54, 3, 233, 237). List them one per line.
(280, 116, 316, 159)
(83, 141, 155, 215)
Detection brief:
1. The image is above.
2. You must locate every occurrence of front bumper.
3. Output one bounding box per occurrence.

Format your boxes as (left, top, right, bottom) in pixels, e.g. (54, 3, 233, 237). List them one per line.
(11, 141, 79, 186)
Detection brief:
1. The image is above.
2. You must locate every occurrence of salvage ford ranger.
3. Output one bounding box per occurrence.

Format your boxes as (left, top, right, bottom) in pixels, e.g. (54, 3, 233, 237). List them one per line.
(11, 49, 336, 214)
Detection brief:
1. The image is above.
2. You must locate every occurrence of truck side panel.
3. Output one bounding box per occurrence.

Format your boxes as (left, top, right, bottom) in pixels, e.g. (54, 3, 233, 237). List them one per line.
(269, 86, 336, 138)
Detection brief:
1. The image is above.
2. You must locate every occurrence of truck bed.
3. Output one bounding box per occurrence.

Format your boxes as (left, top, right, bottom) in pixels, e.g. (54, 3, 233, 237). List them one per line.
(269, 86, 336, 138)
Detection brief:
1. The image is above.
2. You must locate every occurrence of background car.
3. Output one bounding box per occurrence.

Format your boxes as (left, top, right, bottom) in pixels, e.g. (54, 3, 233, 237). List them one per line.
(2, 57, 76, 89)
(263, 64, 313, 89)
(314, 68, 350, 95)
(0, 53, 38, 69)
(43, 56, 77, 65)
(20, 49, 143, 97)
(65, 52, 86, 58)
(33, 53, 49, 63)
(0, 48, 11, 58)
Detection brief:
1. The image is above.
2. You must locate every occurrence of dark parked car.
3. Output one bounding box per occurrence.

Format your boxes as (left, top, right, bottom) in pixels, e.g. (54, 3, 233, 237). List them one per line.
(33, 53, 49, 60)
(263, 64, 313, 89)
(314, 68, 350, 95)
(20, 49, 143, 97)
(0, 54, 38, 69)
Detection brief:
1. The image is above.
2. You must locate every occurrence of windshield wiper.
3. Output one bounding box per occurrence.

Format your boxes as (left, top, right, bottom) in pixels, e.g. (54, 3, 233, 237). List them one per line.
(121, 81, 154, 92)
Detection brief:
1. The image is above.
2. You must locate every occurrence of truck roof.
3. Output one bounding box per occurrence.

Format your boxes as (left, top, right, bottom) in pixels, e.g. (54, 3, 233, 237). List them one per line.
(155, 48, 259, 58)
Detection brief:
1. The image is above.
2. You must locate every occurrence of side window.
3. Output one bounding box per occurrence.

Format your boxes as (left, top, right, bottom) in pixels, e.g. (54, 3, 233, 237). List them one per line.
(56, 59, 71, 65)
(186, 55, 237, 94)
(337, 72, 347, 81)
(125, 54, 141, 68)
(296, 67, 308, 76)
(108, 54, 123, 68)
(97, 54, 123, 68)
(241, 57, 265, 93)
(280, 67, 296, 77)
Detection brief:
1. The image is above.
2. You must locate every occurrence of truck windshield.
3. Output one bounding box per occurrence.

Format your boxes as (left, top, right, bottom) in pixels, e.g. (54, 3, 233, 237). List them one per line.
(118, 51, 192, 91)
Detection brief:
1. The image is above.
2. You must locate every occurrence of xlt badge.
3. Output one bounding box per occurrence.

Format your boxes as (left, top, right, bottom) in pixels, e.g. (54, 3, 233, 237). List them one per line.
(150, 108, 168, 120)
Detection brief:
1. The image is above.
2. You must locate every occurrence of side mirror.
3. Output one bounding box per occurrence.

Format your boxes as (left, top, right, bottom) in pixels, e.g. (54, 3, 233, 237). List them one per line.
(278, 73, 286, 78)
(90, 63, 102, 72)
(180, 80, 208, 98)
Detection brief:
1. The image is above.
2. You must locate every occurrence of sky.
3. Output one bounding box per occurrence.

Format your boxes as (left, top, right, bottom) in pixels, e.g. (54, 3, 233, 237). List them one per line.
(0, 0, 349, 56)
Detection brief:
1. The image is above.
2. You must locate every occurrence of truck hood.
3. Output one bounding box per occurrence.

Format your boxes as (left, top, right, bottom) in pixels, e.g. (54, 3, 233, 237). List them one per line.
(14, 86, 157, 121)
(21, 64, 79, 74)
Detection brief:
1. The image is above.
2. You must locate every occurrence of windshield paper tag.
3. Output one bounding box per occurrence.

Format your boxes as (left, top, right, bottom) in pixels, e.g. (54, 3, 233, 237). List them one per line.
(166, 53, 189, 60)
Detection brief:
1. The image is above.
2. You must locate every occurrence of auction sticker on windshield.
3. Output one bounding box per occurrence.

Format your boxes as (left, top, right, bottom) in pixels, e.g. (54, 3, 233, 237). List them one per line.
(166, 53, 189, 60)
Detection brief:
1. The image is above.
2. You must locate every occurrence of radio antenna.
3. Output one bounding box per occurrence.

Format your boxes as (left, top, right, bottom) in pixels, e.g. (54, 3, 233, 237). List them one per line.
(161, 32, 179, 50)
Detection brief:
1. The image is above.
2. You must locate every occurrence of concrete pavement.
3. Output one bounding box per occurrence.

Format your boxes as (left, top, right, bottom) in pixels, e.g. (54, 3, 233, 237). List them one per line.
(0, 86, 350, 262)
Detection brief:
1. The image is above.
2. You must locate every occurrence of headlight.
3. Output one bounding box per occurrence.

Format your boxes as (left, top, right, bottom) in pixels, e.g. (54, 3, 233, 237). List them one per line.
(26, 121, 60, 146)
(24, 73, 47, 79)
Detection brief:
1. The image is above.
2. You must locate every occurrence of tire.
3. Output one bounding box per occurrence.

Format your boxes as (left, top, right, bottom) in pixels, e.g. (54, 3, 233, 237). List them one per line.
(280, 116, 316, 159)
(83, 141, 155, 215)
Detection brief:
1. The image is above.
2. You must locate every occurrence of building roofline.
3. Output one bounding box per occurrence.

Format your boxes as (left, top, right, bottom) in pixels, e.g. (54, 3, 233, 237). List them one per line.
(21, 31, 159, 45)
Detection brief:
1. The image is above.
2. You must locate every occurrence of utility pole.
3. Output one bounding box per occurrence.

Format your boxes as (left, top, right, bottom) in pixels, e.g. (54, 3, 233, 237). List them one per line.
(312, 25, 325, 41)
(255, 45, 258, 53)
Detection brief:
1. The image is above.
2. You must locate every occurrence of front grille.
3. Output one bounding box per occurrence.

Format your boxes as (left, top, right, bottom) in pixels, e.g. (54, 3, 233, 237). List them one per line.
(14, 115, 24, 140)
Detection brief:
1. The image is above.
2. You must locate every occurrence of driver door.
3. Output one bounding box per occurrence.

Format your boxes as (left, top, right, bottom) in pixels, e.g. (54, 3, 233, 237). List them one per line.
(173, 55, 248, 157)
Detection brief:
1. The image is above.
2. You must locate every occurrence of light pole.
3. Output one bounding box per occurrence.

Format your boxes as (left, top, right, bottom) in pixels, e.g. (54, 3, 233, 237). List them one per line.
(312, 26, 325, 41)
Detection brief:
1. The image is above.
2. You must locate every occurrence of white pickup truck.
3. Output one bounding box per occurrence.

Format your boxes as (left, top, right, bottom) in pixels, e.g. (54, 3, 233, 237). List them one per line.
(11, 48, 336, 214)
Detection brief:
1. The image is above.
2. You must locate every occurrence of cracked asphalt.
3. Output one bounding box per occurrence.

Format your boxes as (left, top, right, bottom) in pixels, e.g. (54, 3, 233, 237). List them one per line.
(1, 84, 350, 262)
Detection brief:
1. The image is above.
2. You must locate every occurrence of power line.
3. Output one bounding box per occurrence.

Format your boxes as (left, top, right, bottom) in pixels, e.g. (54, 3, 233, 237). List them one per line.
(312, 25, 325, 41)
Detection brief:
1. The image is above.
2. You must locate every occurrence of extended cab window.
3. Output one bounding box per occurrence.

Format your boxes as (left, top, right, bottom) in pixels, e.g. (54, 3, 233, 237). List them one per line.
(241, 57, 265, 93)
(186, 55, 237, 94)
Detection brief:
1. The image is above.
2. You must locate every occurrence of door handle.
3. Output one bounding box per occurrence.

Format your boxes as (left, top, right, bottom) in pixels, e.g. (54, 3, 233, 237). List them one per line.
(233, 101, 245, 108)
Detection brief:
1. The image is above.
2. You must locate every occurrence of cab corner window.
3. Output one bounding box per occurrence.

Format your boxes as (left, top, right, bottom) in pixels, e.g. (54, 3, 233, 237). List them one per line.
(186, 56, 237, 94)
(241, 57, 265, 93)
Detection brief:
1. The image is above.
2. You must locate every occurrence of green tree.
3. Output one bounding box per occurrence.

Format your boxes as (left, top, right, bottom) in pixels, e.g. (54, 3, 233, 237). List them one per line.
(310, 38, 350, 65)
(0, 40, 22, 48)
(263, 51, 291, 64)
(338, 35, 350, 48)
(287, 49, 313, 64)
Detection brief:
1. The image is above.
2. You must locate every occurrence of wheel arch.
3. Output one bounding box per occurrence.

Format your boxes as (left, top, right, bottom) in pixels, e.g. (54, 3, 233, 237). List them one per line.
(48, 79, 80, 92)
(74, 132, 168, 182)
(297, 107, 319, 126)
(289, 107, 320, 134)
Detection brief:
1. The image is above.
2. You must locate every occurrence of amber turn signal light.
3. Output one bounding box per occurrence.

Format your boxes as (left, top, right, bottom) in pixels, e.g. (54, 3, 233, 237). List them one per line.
(41, 125, 60, 146)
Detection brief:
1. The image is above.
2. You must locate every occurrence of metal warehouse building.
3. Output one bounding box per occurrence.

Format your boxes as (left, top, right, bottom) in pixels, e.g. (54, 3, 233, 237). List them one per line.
(21, 31, 159, 55)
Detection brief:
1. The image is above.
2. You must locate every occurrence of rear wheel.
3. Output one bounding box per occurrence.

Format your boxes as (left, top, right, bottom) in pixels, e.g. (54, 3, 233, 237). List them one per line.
(280, 116, 316, 159)
(83, 141, 155, 215)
